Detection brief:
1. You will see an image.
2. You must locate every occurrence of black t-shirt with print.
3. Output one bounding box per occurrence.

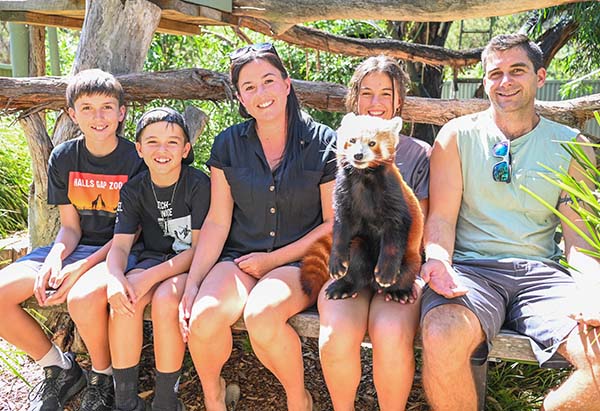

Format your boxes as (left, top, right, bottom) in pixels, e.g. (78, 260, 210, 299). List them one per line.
(115, 165, 210, 260)
(47, 136, 145, 246)
(207, 116, 337, 260)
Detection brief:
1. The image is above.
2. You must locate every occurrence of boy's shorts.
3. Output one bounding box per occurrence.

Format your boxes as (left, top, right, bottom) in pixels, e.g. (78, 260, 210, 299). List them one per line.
(126, 257, 164, 273)
(420, 258, 577, 368)
(219, 255, 301, 268)
(126, 251, 177, 273)
(15, 244, 138, 274)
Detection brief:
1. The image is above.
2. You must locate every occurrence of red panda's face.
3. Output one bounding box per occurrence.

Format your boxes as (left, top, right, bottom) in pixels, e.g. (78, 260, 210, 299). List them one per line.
(336, 114, 402, 170)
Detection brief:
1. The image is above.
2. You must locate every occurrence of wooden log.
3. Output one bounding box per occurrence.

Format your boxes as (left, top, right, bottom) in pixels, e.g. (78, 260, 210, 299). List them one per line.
(22, 299, 539, 363)
(2, 71, 599, 128)
(232, 0, 585, 34)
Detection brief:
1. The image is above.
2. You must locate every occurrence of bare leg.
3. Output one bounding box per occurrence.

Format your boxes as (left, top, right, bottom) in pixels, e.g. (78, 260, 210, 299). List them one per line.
(152, 273, 187, 372)
(108, 268, 155, 368)
(243, 266, 315, 411)
(0, 262, 51, 359)
(543, 324, 600, 411)
(188, 262, 256, 411)
(317, 279, 371, 411)
(369, 292, 420, 411)
(67, 262, 112, 370)
(421, 304, 485, 411)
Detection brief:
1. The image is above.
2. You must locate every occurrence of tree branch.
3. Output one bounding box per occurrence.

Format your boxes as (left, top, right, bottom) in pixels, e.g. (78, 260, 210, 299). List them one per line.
(239, 17, 482, 68)
(1, 69, 598, 127)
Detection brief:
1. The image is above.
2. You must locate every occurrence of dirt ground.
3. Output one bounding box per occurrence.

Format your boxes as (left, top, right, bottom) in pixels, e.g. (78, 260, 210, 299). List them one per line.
(1, 326, 430, 411)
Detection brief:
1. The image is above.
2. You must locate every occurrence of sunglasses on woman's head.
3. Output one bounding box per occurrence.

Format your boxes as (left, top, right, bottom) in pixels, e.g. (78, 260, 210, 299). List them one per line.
(492, 140, 512, 183)
(229, 42, 278, 61)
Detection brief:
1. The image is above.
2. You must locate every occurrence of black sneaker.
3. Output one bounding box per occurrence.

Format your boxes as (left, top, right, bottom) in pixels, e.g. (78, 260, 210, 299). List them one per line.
(80, 371, 115, 411)
(28, 351, 87, 411)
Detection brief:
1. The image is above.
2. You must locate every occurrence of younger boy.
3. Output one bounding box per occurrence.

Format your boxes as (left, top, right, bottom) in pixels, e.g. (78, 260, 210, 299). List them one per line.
(0, 69, 144, 411)
(106, 107, 210, 411)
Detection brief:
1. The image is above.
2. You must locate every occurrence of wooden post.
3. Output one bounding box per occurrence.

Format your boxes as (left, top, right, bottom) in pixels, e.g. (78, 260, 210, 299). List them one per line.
(7, 22, 28, 77)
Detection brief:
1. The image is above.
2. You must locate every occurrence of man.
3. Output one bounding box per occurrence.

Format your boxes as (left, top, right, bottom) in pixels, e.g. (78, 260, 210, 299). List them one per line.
(420, 33, 600, 411)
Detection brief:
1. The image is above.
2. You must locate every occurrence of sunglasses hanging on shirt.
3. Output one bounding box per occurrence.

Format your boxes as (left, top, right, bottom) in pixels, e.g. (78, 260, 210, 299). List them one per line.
(492, 139, 512, 183)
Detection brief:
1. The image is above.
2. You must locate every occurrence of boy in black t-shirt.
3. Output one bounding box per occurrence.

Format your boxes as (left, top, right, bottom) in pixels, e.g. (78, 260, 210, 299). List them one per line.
(106, 108, 210, 411)
(0, 69, 144, 411)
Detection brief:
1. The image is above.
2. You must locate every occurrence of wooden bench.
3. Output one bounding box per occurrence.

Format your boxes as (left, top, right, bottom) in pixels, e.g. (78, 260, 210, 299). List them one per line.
(7, 236, 554, 411)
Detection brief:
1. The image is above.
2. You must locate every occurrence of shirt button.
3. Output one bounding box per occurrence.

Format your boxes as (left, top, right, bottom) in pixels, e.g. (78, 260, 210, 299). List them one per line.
(270, 207, 276, 214)
(269, 185, 275, 192)
(269, 231, 275, 237)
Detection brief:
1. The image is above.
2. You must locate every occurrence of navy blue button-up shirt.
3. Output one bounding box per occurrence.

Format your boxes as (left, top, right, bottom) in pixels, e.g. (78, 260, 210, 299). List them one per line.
(207, 117, 337, 260)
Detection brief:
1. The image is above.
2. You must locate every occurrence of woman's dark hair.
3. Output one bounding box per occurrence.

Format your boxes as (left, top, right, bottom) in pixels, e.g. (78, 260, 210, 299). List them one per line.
(346, 55, 409, 117)
(229, 44, 304, 174)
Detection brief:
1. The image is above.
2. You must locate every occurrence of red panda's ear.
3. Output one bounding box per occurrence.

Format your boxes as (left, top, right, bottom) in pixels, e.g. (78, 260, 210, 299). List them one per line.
(390, 116, 403, 135)
(340, 112, 357, 128)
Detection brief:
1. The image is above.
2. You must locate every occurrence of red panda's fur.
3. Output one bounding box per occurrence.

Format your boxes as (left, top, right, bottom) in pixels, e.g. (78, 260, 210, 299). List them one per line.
(300, 113, 424, 301)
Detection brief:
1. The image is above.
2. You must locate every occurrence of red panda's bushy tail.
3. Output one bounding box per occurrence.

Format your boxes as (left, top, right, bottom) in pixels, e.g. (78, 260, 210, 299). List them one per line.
(300, 234, 332, 300)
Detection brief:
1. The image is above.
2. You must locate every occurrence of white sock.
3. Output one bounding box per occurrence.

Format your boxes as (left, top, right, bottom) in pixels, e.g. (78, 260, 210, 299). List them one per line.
(36, 344, 72, 369)
(92, 365, 113, 376)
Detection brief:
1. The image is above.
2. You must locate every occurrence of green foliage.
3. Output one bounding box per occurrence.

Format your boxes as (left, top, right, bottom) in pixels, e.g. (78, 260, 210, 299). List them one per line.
(532, 3, 600, 83)
(50, 28, 79, 76)
(0, 117, 31, 237)
(443, 14, 528, 80)
(486, 362, 569, 410)
(0, 345, 30, 386)
(521, 138, 600, 261)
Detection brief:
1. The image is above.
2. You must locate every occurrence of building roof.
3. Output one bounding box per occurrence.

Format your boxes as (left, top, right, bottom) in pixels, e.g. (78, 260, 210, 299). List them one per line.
(0, 0, 237, 36)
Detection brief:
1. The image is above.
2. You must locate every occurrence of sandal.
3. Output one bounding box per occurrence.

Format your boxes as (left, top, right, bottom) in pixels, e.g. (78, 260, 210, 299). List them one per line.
(306, 389, 317, 411)
(225, 382, 240, 411)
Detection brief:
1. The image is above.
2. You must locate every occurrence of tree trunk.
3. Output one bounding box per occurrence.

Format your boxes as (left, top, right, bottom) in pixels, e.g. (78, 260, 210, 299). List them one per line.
(17, 25, 59, 248)
(538, 16, 579, 67)
(73, 0, 161, 74)
(393, 21, 452, 144)
(25, 0, 162, 246)
(232, 0, 583, 33)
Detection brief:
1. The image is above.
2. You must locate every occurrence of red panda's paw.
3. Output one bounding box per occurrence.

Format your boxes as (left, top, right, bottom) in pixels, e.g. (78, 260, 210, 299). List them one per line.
(374, 268, 400, 288)
(329, 255, 348, 280)
(325, 278, 360, 300)
(380, 287, 412, 303)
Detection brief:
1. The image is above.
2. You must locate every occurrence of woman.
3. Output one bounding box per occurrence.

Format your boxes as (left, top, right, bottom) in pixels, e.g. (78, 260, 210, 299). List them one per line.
(318, 56, 431, 410)
(178, 43, 336, 411)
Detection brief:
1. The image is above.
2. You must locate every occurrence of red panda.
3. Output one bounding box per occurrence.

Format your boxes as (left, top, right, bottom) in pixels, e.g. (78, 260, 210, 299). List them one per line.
(300, 113, 424, 302)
